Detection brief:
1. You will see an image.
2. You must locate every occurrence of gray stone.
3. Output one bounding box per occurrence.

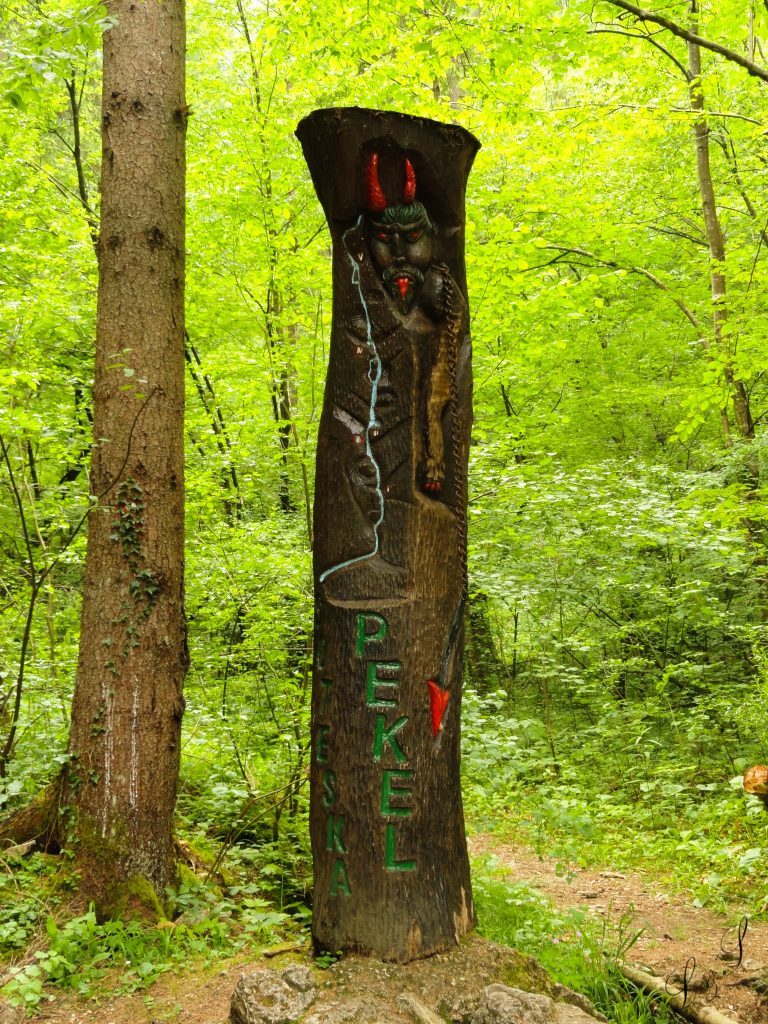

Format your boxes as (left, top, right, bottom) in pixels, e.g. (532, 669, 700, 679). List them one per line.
(303, 997, 406, 1024)
(398, 991, 445, 1023)
(469, 985, 601, 1024)
(230, 966, 316, 1024)
(554, 1005, 603, 1024)
(551, 983, 606, 1021)
(470, 985, 556, 1024)
(281, 965, 315, 993)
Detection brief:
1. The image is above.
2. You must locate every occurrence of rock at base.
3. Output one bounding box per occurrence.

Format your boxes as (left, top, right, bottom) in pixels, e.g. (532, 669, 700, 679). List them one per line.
(303, 997, 404, 1024)
(230, 965, 315, 1024)
(398, 991, 446, 1024)
(470, 985, 600, 1024)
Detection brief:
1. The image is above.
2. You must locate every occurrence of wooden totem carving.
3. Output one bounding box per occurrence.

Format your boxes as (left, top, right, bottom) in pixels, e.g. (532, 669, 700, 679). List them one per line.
(296, 107, 479, 961)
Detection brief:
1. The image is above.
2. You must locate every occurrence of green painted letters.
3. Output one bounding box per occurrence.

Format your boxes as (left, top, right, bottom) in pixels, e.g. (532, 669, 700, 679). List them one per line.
(373, 714, 408, 763)
(322, 768, 337, 807)
(326, 813, 346, 853)
(380, 768, 414, 817)
(329, 857, 351, 896)
(315, 724, 330, 764)
(320, 613, 417, 886)
(365, 661, 401, 708)
(384, 823, 416, 871)
(320, 677, 334, 713)
(356, 613, 388, 655)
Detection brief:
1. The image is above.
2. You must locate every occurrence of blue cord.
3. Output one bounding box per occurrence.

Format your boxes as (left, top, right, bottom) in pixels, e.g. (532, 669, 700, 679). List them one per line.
(319, 219, 385, 584)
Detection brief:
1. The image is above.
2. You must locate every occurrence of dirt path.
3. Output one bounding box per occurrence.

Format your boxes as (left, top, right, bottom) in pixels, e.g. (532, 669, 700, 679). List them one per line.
(30, 953, 248, 1024)
(470, 836, 768, 1024)
(17, 837, 768, 1024)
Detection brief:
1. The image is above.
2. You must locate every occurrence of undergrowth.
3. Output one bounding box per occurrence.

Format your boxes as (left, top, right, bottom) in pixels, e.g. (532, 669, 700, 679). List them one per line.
(462, 687, 768, 915)
(0, 848, 302, 1012)
(473, 859, 677, 1023)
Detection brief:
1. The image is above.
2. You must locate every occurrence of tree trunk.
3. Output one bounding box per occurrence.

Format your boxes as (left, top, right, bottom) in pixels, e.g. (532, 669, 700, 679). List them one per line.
(64, 0, 187, 914)
(465, 590, 505, 694)
(297, 107, 479, 960)
(687, 6, 754, 444)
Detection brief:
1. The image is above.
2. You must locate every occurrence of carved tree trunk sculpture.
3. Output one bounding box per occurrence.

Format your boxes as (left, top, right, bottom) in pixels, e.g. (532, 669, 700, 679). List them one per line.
(296, 107, 479, 960)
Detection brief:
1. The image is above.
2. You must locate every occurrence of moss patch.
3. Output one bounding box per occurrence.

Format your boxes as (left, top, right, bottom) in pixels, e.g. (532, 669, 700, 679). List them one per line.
(101, 874, 166, 923)
(65, 815, 174, 922)
(500, 949, 558, 997)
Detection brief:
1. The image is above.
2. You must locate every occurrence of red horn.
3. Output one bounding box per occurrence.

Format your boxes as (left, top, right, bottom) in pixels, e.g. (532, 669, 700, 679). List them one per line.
(403, 158, 416, 203)
(366, 153, 387, 212)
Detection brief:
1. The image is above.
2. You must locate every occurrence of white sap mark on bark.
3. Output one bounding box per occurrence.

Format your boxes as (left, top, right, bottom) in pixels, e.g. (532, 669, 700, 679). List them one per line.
(320, 217, 385, 584)
(102, 679, 113, 836)
(129, 677, 139, 810)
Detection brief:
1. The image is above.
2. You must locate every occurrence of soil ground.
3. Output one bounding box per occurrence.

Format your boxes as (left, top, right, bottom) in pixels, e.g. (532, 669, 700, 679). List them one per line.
(469, 835, 768, 1024)
(15, 835, 768, 1024)
(16, 936, 573, 1024)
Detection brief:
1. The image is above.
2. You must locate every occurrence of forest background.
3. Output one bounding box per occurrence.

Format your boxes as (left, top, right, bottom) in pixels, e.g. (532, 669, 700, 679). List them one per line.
(1, 0, 768, 1011)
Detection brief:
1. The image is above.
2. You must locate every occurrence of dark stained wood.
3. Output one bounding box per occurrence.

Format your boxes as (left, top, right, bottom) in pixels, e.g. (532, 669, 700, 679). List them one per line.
(297, 107, 479, 960)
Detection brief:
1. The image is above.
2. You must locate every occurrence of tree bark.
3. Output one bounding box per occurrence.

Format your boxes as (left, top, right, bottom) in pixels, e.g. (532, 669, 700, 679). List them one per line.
(466, 591, 505, 694)
(297, 107, 479, 960)
(687, 16, 754, 444)
(64, 0, 187, 913)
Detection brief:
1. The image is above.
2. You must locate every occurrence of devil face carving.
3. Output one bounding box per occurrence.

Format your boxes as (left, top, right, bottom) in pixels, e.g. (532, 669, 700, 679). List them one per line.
(365, 153, 434, 314)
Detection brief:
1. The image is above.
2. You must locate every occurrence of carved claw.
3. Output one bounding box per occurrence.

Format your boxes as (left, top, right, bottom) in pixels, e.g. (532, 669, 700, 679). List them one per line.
(422, 456, 445, 495)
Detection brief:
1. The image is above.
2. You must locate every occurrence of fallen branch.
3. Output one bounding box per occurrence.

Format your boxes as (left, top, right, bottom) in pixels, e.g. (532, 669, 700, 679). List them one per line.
(620, 963, 741, 1024)
(262, 941, 307, 958)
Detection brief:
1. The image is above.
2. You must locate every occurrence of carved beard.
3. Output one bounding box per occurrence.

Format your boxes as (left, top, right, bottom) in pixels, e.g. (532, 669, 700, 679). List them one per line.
(382, 264, 425, 314)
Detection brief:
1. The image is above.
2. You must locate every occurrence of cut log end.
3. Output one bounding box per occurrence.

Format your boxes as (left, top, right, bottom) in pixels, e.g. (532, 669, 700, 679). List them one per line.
(743, 765, 768, 810)
(743, 764, 768, 795)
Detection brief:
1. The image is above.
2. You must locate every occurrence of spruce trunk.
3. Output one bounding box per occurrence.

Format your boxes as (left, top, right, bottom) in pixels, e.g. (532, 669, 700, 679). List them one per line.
(66, 0, 187, 912)
(296, 107, 479, 960)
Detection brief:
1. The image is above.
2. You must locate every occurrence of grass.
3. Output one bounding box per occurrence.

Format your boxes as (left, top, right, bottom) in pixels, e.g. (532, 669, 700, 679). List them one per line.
(0, 852, 300, 1012)
(473, 858, 679, 1023)
(468, 785, 768, 916)
(461, 688, 768, 916)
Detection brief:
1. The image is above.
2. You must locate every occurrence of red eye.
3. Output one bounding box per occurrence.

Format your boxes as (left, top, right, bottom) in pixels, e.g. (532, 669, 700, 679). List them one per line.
(375, 231, 389, 241)
(408, 230, 422, 241)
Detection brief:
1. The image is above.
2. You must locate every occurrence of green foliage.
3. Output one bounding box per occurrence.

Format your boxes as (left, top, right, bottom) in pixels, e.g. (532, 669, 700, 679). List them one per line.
(474, 862, 676, 1023)
(1, 0, 768, 1008)
(0, 852, 74, 958)
(313, 948, 342, 969)
(0, 871, 296, 1010)
(463, 681, 768, 910)
(1, 905, 225, 1009)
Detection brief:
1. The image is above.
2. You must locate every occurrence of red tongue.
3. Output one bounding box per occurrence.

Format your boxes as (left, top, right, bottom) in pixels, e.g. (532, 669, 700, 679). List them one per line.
(396, 276, 409, 299)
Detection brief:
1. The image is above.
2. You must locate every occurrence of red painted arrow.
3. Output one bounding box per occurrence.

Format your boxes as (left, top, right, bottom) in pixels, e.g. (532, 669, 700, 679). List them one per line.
(426, 679, 450, 737)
